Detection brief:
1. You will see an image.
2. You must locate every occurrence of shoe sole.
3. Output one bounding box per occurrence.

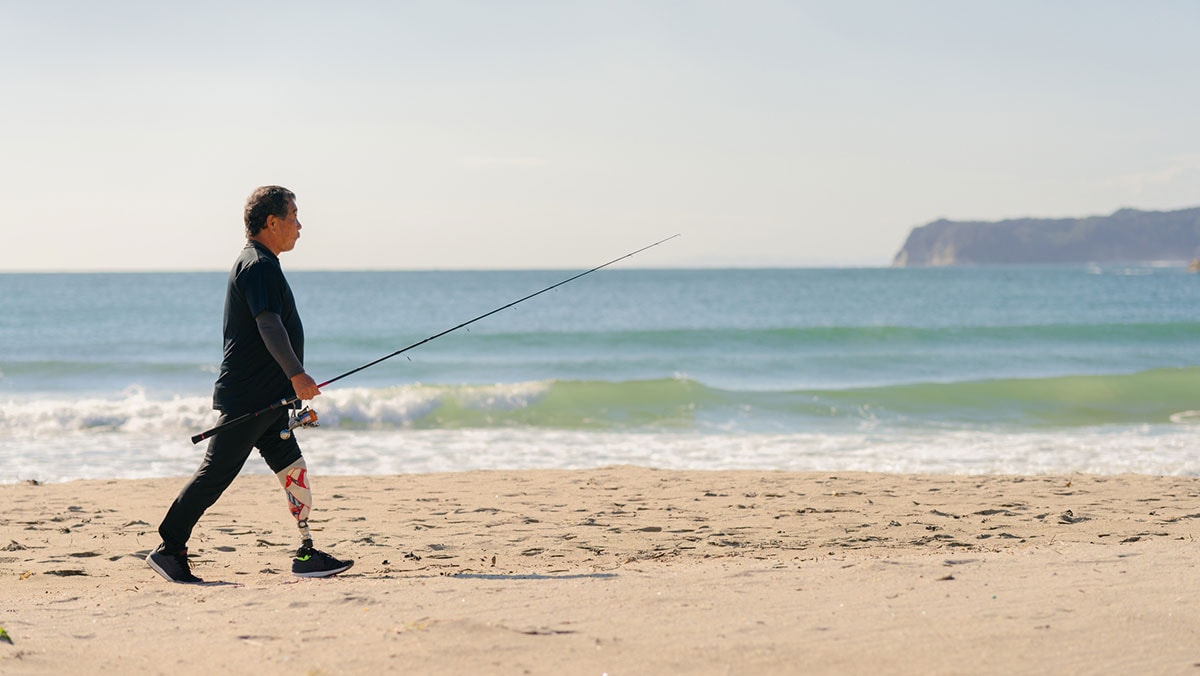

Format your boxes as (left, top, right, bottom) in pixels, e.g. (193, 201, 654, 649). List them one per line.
(293, 561, 354, 578)
(146, 553, 205, 584)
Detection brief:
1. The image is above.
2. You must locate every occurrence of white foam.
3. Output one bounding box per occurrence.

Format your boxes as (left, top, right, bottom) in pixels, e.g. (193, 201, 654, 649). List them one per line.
(5, 425, 1199, 484)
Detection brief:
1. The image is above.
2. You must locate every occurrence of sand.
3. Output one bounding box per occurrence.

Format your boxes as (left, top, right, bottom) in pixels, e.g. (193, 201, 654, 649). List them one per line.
(2, 466, 1199, 674)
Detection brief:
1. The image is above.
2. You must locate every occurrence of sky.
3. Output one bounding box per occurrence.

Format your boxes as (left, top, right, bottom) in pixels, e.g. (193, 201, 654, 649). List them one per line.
(2, 1, 1200, 271)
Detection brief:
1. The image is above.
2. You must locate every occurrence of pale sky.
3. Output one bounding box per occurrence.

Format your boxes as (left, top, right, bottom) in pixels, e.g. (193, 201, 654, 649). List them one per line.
(2, 1, 1199, 271)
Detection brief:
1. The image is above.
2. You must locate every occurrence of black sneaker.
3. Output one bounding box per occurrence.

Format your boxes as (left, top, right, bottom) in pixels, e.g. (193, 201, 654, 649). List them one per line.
(292, 545, 354, 578)
(146, 544, 204, 584)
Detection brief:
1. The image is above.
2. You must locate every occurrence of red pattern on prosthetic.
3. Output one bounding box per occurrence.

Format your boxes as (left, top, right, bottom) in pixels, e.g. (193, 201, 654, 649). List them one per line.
(276, 459, 313, 542)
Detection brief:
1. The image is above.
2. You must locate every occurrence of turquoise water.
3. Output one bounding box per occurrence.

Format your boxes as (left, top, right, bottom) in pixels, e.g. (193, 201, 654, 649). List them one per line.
(3, 266, 1200, 481)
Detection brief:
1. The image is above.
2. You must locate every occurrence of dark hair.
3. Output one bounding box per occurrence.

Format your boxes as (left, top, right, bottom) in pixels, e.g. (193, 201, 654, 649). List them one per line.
(244, 186, 296, 236)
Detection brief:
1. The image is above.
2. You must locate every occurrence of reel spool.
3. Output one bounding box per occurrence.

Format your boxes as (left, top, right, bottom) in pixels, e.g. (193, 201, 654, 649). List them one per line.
(280, 406, 319, 440)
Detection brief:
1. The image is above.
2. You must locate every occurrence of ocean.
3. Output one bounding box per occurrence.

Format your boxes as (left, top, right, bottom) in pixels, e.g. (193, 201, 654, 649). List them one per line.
(4, 265, 1200, 483)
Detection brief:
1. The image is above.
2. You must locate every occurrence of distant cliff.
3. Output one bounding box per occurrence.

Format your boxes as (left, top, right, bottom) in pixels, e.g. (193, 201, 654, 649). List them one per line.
(892, 206, 1200, 266)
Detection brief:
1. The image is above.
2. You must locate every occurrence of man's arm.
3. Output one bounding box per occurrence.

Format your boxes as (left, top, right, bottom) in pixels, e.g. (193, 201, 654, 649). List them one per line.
(256, 312, 321, 400)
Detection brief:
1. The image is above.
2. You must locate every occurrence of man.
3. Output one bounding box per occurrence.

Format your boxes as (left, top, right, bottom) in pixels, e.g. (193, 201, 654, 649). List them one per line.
(147, 185, 353, 583)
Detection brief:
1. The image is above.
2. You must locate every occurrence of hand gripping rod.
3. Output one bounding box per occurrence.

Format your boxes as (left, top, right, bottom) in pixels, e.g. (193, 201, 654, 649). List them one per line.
(191, 234, 680, 444)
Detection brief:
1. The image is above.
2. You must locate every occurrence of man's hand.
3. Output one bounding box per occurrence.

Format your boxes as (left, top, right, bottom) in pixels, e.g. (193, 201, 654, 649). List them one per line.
(290, 372, 321, 401)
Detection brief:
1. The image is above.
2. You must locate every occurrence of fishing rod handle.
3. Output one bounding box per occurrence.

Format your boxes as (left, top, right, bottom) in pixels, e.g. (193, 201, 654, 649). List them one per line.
(190, 396, 298, 444)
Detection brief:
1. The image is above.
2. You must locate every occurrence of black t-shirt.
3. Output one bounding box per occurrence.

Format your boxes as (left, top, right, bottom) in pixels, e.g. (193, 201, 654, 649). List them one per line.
(212, 241, 305, 414)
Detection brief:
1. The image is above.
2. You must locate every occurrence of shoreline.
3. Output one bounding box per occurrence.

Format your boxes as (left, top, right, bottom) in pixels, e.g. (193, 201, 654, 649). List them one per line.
(3, 467, 1198, 674)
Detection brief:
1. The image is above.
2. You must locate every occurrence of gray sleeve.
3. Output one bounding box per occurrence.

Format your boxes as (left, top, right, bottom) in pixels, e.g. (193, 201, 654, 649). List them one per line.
(255, 312, 305, 379)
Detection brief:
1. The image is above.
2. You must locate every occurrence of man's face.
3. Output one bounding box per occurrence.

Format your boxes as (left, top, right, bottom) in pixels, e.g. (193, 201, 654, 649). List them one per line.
(267, 199, 302, 253)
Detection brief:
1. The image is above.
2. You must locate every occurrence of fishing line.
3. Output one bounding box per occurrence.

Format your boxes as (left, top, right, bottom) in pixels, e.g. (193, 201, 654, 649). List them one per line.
(191, 234, 680, 444)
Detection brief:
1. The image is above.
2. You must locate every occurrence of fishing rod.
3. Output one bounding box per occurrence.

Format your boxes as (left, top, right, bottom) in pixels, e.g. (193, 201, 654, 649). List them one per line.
(191, 233, 680, 444)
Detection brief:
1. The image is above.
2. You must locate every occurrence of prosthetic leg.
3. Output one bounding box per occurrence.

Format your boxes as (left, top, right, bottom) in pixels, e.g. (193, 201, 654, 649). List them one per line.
(275, 458, 314, 547)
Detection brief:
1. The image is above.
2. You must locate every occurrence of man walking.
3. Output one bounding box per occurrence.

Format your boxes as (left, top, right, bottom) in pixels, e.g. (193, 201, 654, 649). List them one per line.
(147, 185, 353, 583)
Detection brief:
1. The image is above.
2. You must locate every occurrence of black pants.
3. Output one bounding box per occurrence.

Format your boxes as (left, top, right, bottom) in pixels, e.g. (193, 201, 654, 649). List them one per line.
(158, 409, 303, 553)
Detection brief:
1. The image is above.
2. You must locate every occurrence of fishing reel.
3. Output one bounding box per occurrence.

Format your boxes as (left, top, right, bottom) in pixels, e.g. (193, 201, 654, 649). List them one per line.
(279, 406, 319, 440)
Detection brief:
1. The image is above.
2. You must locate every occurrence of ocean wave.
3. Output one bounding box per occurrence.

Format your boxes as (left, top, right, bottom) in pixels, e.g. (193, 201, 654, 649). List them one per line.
(813, 367, 1200, 427)
(5, 369, 1200, 436)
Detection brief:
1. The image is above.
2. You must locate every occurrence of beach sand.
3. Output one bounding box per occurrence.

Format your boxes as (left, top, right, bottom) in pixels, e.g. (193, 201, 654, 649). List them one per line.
(2, 466, 1198, 674)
